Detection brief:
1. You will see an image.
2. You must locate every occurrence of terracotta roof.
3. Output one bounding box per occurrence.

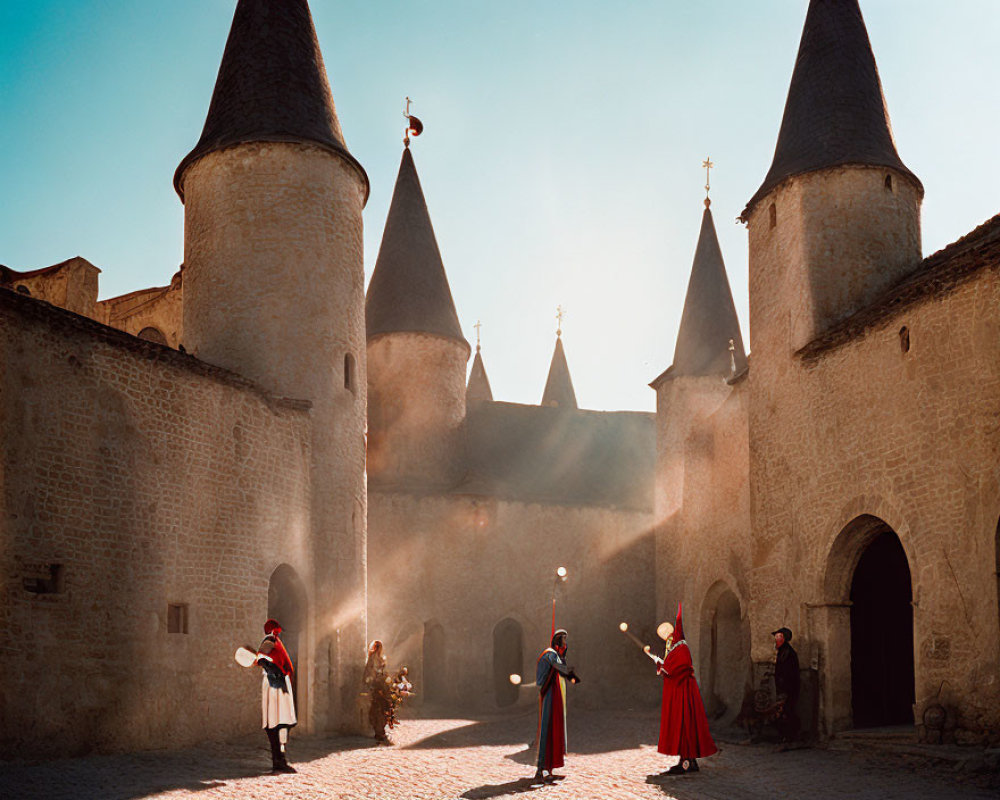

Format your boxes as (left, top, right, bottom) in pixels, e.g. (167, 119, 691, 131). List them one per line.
(466, 348, 493, 402)
(743, 0, 920, 218)
(366, 147, 467, 345)
(669, 205, 747, 379)
(174, 0, 367, 200)
(455, 401, 655, 511)
(799, 214, 1000, 360)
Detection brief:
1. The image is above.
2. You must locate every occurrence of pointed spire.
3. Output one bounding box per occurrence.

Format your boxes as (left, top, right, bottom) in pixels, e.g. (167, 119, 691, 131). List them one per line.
(743, 0, 921, 217)
(467, 343, 493, 403)
(542, 331, 578, 410)
(174, 0, 367, 199)
(672, 204, 747, 378)
(366, 147, 467, 346)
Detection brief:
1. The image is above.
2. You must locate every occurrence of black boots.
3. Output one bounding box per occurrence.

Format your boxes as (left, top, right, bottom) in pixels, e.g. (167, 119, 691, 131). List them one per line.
(266, 727, 297, 774)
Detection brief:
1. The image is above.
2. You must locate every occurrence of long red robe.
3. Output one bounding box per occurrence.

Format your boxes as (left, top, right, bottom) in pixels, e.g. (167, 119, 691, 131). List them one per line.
(536, 649, 568, 770)
(657, 641, 717, 759)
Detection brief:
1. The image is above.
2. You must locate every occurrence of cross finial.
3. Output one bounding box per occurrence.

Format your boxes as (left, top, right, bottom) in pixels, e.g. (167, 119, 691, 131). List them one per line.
(474, 319, 482, 351)
(556, 305, 565, 337)
(702, 157, 714, 208)
(728, 338, 736, 376)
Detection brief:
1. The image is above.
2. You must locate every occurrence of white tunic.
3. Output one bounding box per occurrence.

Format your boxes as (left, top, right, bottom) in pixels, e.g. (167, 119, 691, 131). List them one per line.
(261, 672, 297, 729)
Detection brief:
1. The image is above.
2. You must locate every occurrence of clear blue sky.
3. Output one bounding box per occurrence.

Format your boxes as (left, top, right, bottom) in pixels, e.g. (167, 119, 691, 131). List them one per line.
(1, 1, 997, 411)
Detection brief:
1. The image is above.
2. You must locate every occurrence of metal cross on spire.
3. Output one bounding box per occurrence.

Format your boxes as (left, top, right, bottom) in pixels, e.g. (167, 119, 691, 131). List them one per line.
(474, 319, 482, 351)
(556, 305, 565, 337)
(702, 157, 714, 208)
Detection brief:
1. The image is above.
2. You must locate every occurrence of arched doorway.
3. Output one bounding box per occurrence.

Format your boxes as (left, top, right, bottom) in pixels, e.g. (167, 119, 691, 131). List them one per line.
(423, 622, 446, 705)
(824, 515, 914, 732)
(492, 619, 524, 708)
(268, 565, 308, 712)
(390, 621, 423, 706)
(699, 582, 750, 720)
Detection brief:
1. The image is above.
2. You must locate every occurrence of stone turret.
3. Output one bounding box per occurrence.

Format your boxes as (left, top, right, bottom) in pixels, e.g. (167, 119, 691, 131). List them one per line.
(743, 0, 922, 353)
(366, 146, 470, 487)
(651, 195, 751, 672)
(174, 0, 368, 733)
(542, 333, 577, 409)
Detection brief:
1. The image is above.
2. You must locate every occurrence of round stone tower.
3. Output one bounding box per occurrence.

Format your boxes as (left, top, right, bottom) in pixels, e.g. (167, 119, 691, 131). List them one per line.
(174, 0, 368, 733)
(742, 0, 922, 355)
(365, 145, 470, 488)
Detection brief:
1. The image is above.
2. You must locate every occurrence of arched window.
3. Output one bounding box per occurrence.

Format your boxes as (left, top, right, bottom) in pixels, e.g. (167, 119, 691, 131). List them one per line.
(138, 327, 167, 345)
(884, 174, 894, 192)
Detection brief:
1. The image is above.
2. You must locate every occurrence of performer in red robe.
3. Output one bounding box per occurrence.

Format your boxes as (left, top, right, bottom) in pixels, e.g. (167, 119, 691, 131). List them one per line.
(534, 629, 580, 783)
(656, 604, 716, 775)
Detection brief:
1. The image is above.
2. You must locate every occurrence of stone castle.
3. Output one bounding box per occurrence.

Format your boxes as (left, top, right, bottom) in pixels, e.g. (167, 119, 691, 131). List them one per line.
(2, 0, 998, 758)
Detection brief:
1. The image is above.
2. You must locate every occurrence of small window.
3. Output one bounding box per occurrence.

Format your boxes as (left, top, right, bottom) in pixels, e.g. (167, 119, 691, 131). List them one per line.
(884, 174, 894, 192)
(769, 203, 777, 229)
(15, 285, 31, 296)
(167, 603, 189, 634)
(138, 327, 168, 345)
(344, 353, 356, 394)
(24, 564, 64, 594)
(899, 326, 910, 354)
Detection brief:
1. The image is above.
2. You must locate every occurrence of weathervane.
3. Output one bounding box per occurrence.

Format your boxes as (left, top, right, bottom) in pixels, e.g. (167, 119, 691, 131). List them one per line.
(474, 319, 482, 351)
(556, 305, 565, 337)
(403, 97, 424, 147)
(702, 157, 714, 208)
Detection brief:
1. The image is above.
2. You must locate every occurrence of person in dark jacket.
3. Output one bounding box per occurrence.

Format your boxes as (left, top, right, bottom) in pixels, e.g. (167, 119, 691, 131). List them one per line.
(772, 627, 800, 748)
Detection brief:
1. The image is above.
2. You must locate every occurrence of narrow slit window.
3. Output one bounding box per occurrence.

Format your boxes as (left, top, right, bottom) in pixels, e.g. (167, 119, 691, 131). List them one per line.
(885, 174, 893, 192)
(769, 203, 777, 229)
(899, 326, 910, 353)
(344, 353, 356, 394)
(23, 564, 63, 594)
(167, 603, 189, 634)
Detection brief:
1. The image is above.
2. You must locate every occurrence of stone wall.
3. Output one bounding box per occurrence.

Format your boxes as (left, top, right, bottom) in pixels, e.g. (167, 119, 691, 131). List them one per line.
(0, 290, 314, 757)
(367, 332, 469, 488)
(367, 490, 659, 714)
(746, 268, 1000, 742)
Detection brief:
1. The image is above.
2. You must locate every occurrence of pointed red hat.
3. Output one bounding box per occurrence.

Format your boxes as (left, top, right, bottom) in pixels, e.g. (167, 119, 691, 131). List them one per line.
(674, 602, 685, 642)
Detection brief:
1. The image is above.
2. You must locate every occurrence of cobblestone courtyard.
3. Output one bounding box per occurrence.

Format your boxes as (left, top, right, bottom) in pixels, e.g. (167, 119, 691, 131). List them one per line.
(3, 710, 996, 800)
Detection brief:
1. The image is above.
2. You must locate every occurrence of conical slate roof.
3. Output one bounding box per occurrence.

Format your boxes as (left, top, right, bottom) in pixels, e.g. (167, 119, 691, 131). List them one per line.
(672, 205, 747, 378)
(366, 148, 467, 345)
(542, 336, 578, 409)
(466, 348, 493, 402)
(174, 0, 367, 199)
(743, 0, 920, 218)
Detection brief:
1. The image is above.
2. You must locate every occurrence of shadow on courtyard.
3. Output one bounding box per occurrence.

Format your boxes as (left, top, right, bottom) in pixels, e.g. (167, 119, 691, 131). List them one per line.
(0, 733, 380, 800)
(404, 708, 658, 757)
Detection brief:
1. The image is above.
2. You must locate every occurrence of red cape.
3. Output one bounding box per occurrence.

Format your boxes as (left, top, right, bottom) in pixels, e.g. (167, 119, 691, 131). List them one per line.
(657, 642, 717, 759)
(259, 635, 294, 677)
